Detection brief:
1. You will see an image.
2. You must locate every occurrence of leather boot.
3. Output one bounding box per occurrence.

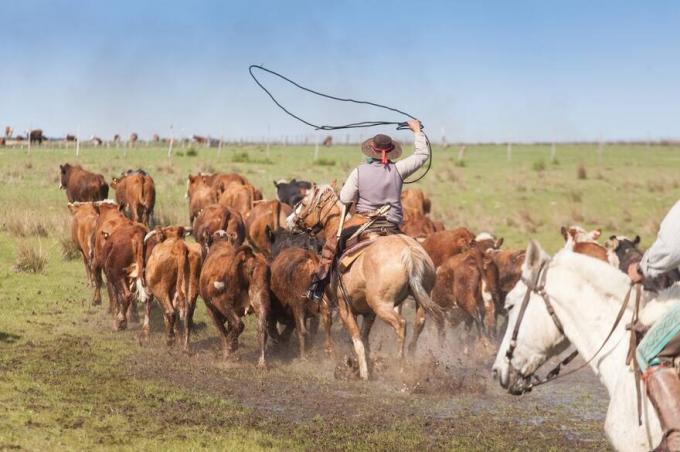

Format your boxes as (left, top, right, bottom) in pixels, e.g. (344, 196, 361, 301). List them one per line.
(645, 365, 680, 451)
(305, 263, 330, 302)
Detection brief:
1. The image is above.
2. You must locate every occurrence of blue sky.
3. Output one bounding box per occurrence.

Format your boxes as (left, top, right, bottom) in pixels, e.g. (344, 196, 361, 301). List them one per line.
(1, 1, 679, 142)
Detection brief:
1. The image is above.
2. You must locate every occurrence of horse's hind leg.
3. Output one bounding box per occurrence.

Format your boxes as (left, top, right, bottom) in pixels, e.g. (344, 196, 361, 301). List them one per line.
(337, 301, 369, 380)
(408, 304, 426, 356)
(374, 304, 407, 361)
(360, 313, 376, 355)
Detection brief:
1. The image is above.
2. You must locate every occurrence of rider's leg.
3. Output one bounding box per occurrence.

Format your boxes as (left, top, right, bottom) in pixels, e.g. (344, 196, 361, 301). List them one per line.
(305, 235, 337, 301)
(644, 365, 680, 451)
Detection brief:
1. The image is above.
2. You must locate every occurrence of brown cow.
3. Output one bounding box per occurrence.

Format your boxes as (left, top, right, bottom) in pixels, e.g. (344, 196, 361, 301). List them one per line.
(560, 225, 609, 262)
(91, 201, 131, 308)
(487, 249, 526, 302)
(67, 202, 99, 285)
(186, 173, 218, 222)
(129, 133, 138, 146)
(0, 137, 4, 146)
(59, 164, 109, 202)
(110, 170, 156, 225)
(199, 238, 270, 367)
(266, 228, 332, 358)
(421, 227, 476, 268)
(401, 207, 439, 239)
(432, 243, 502, 341)
(401, 189, 431, 215)
(245, 200, 292, 255)
(143, 226, 202, 350)
(218, 182, 256, 216)
(192, 204, 246, 252)
(29, 129, 45, 144)
(101, 221, 149, 330)
(4, 126, 12, 138)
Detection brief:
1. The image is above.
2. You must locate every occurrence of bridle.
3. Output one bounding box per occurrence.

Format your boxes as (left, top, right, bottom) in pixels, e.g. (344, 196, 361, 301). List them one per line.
(293, 187, 339, 234)
(506, 257, 641, 393)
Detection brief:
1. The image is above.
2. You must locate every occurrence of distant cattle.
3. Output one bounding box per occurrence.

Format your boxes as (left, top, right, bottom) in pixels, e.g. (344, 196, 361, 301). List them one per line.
(67, 202, 99, 285)
(65, 134, 77, 142)
(322, 136, 333, 147)
(152, 134, 160, 142)
(274, 179, 312, 207)
(0, 137, 4, 146)
(91, 136, 103, 146)
(421, 228, 476, 268)
(4, 126, 12, 138)
(113, 134, 121, 143)
(101, 222, 149, 331)
(29, 129, 45, 144)
(59, 163, 109, 202)
(129, 133, 138, 145)
(200, 239, 270, 367)
(143, 226, 202, 350)
(192, 135, 207, 145)
(110, 170, 156, 225)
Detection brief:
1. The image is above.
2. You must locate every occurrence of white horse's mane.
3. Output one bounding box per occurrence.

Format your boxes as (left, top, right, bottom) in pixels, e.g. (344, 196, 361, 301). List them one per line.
(551, 248, 680, 325)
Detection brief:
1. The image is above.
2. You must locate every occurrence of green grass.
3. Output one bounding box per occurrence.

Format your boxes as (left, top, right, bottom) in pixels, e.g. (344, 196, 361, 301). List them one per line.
(1, 141, 676, 450)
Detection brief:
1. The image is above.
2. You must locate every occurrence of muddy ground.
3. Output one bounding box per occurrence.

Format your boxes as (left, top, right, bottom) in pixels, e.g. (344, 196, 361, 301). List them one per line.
(113, 302, 610, 450)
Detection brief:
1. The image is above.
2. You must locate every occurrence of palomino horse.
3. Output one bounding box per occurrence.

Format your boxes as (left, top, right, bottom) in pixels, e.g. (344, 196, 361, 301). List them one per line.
(492, 240, 679, 452)
(287, 184, 443, 380)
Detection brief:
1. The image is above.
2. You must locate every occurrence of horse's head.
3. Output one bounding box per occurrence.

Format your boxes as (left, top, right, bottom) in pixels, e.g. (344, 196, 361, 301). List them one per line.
(492, 240, 570, 395)
(286, 183, 338, 232)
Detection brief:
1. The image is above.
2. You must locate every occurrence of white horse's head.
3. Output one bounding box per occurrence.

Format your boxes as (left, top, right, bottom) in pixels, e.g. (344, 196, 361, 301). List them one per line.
(286, 183, 338, 231)
(492, 240, 570, 395)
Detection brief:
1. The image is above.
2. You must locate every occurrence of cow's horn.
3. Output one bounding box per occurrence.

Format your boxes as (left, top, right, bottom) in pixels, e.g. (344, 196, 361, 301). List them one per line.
(143, 230, 157, 243)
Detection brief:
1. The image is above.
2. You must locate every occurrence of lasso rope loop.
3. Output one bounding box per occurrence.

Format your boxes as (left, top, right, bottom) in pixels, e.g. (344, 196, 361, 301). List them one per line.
(248, 64, 431, 184)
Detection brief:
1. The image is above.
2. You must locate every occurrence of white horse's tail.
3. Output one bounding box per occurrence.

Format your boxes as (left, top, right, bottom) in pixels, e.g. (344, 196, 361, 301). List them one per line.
(402, 244, 443, 322)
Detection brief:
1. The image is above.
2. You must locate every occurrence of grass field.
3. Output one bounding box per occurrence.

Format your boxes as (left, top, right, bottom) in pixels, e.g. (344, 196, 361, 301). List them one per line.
(1, 141, 678, 450)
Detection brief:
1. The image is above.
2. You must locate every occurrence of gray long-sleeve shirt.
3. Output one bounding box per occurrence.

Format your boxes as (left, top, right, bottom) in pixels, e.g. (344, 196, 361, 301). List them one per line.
(339, 131, 429, 205)
(640, 200, 680, 278)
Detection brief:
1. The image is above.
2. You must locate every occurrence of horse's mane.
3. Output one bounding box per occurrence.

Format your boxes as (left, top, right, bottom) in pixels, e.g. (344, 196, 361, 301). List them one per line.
(551, 249, 632, 302)
(553, 249, 680, 323)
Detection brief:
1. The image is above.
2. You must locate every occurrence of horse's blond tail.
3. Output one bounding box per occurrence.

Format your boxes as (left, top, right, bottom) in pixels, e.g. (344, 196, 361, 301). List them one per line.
(401, 244, 443, 322)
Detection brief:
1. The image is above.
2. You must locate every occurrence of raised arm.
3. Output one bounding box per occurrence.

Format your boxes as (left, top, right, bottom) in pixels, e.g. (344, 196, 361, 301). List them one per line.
(395, 120, 429, 179)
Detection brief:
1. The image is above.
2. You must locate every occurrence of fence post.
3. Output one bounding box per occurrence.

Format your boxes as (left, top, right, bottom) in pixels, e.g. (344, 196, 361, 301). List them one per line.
(167, 125, 174, 158)
(75, 125, 80, 157)
(27, 127, 31, 154)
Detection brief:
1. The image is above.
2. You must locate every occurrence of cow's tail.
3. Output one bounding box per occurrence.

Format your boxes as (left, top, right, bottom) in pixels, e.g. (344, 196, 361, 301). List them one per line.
(175, 242, 189, 310)
(402, 243, 443, 322)
(130, 235, 150, 303)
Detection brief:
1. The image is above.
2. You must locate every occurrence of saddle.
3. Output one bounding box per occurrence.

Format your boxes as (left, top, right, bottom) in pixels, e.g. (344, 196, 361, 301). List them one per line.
(336, 217, 399, 274)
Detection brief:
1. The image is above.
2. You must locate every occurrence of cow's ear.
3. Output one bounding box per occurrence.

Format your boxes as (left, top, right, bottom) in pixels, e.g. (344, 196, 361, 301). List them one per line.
(273, 180, 278, 188)
(560, 226, 567, 240)
(265, 225, 274, 244)
(634, 235, 641, 246)
(189, 175, 196, 183)
(609, 235, 617, 241)
(495, 237, 504, 249)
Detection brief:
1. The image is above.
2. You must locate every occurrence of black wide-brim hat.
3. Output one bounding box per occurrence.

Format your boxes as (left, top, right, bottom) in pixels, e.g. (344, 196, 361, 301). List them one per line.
(361, 134, 402, 160)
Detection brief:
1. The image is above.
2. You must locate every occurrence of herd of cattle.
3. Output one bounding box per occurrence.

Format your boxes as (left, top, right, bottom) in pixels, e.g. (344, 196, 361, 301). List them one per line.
(58, 162, 662, 367)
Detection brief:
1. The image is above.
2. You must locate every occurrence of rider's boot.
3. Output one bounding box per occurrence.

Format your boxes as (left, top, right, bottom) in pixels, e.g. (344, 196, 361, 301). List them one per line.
(645, 365, 680, 451)
(305, 261, 331, 302)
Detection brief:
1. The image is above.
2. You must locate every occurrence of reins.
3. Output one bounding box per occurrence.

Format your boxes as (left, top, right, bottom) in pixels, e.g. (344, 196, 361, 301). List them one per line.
(248, 65, 432, 184)
(508, 259, 643, 391)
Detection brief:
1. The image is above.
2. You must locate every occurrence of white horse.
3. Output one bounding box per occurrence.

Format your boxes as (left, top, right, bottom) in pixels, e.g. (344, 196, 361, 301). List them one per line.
(492, 240, 680, 452)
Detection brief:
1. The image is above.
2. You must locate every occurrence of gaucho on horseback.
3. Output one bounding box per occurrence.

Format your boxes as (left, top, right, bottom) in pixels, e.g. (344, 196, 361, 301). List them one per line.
(305, 119, 428, 301)
(628, 200, 680, 451)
